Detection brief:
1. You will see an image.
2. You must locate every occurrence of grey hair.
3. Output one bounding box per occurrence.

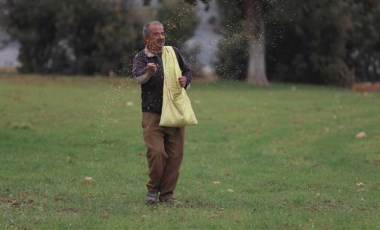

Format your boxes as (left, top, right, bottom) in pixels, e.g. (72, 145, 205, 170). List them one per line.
(142, 21, 164, 38)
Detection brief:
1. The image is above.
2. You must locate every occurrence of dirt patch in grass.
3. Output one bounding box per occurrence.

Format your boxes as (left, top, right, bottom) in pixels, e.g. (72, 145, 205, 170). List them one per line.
(58, 207, 79, 213)
(0, 198, 21, 206)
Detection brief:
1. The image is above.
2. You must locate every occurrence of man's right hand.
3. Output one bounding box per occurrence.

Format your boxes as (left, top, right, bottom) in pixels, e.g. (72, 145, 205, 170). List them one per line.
(147, 63, 157, 76)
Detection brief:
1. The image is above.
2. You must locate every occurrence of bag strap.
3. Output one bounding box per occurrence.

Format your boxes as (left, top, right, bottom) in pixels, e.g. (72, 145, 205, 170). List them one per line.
(162, 46, 182, 100)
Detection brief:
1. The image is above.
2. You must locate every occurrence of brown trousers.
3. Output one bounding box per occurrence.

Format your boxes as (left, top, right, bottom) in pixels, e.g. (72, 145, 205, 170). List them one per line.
(141, 112, 184, 200)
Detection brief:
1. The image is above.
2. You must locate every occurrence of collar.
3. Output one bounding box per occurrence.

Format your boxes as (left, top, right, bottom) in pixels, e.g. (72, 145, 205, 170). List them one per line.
(144, 46, 162, 57)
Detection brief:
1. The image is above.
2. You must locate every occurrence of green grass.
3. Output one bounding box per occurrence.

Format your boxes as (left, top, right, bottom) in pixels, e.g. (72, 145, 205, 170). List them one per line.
(0, 75, 379, 229)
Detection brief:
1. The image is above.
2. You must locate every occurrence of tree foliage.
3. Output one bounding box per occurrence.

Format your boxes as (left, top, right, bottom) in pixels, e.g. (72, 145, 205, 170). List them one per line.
(268, 0, 355, 86)
(1, 0, 133, 75)
(156, 1, 197, 49)
(346, 0, 380, 82)
(0, 0, 197, 75)
(212, 0, 246, 80)
(215, 0, 380, 86)
(1, 0, 379, 85)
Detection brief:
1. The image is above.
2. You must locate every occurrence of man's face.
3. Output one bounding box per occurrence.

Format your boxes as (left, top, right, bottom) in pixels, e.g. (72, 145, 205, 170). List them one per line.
(145, 24, 165, 51)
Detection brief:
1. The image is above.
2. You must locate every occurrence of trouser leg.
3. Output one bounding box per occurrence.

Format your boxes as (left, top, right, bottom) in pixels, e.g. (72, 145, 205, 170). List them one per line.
(159, 127, 184, 200)
(141, 112, 185, 198)
(142, 113, 167, 192)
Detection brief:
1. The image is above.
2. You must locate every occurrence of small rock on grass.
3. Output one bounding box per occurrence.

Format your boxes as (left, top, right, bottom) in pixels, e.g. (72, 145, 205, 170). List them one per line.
(355, 131, 367, 139)
(83, 177, 93, 184)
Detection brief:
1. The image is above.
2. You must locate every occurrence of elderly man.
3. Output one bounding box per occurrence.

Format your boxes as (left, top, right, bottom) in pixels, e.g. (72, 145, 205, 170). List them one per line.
(132, 21, 192, 205)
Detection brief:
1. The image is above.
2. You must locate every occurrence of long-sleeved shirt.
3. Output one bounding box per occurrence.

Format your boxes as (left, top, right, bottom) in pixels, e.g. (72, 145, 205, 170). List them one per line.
(132, 46, 192, 114)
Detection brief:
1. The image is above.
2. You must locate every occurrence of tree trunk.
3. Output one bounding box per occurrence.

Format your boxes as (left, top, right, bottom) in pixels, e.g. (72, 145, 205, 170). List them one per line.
(245, 0, 268, 85)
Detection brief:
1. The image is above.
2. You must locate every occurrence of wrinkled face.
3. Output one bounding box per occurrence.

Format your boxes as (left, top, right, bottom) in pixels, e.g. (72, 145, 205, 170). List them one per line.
(145, 24, 165, 51)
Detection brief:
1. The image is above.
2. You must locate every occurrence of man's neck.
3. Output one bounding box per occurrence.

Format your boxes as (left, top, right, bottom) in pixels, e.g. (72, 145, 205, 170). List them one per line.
(147, 46, 162, 55)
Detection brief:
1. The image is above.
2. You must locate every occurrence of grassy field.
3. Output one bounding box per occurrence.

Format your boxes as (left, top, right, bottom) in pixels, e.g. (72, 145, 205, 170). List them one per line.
(0, 75, 379, 229)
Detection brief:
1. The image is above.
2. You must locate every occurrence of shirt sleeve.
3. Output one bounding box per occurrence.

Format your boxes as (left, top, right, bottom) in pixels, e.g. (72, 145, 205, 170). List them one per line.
(132, 53, 152, 84)
(173, 47, 192, 88)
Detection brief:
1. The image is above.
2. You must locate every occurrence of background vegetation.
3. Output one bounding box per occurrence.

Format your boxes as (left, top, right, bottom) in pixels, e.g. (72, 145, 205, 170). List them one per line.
(216, 0, 380, 85)
(1, 0, 379, 86)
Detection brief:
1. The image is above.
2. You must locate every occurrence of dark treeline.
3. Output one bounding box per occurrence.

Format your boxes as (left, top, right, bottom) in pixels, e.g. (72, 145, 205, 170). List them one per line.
(0, 0, 379, 86)
(216, 0, 380, 86)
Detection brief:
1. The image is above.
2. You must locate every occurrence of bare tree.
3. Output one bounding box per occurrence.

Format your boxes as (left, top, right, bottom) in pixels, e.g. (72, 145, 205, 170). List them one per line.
(245, 0, 268, 85)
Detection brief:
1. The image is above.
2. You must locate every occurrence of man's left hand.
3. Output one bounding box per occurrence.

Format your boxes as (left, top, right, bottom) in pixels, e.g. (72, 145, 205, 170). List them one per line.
(179, 76, 187, 88)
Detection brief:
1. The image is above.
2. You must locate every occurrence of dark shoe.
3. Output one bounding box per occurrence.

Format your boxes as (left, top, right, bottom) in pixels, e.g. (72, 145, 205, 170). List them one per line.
(160, 197, 181, 206)
(146, 191, 158, 204)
